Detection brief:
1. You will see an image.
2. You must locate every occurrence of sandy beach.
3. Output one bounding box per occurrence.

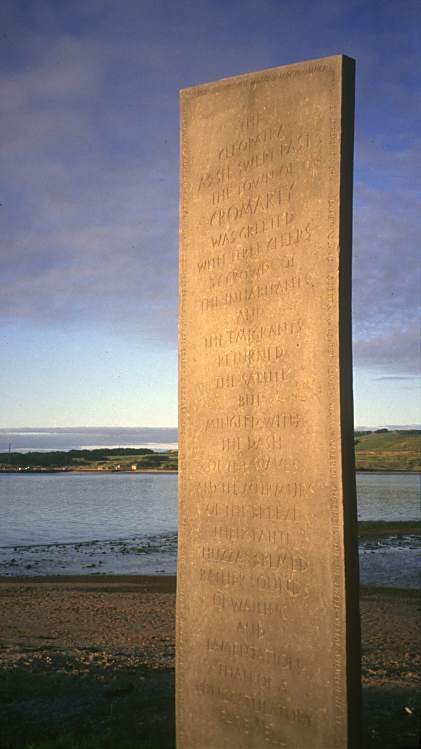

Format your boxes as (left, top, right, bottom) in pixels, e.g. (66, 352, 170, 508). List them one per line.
(0, 576, 419, 749)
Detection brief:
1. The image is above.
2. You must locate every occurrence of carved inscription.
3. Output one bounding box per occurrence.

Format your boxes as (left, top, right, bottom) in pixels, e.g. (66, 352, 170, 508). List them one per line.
(185, 90, 317, 738)
(178, 56, 358, 749)
(184, 85, 314, 720)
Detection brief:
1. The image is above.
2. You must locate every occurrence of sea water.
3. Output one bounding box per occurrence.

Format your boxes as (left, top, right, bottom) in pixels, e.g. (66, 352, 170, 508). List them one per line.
(0, 471, 419, 586)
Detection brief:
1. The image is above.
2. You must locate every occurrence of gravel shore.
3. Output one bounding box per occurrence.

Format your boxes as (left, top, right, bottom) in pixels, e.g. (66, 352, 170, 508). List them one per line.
(0, 576, 419, 748)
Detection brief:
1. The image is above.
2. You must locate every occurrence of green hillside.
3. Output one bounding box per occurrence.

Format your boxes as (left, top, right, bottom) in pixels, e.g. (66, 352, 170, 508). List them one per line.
(355, 430, 421, 471)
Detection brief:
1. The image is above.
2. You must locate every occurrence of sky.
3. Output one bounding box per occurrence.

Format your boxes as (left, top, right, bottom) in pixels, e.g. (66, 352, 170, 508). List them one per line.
(0, 0, 420, 437)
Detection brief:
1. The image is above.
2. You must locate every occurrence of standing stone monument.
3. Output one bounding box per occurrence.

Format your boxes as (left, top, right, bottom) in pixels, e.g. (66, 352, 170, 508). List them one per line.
(177, 55, 360, 748)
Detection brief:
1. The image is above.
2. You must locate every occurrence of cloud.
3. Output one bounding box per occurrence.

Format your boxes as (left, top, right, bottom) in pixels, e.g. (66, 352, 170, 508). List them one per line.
(351, 153, 420, 375)
(0, 0, 419, 371)
(353, 183, 420, 317)
(0, 426, 178, 451)
(374, 375, 418, 381)
(353, 326, 420, 375)
(0, 15, 179, 342)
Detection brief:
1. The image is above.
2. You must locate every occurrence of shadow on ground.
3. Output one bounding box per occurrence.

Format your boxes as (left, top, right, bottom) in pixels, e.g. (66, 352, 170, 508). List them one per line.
(1, 652, 420, 748)
(0, 652, 174, 749)
(362, 685, 420, 749)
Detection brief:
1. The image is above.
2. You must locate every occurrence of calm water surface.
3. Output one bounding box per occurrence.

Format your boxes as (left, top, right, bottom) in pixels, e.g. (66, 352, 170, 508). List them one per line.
(0, 472, 177, 546)
(356, 472, 420, 521)
(0, 471, 419, 585)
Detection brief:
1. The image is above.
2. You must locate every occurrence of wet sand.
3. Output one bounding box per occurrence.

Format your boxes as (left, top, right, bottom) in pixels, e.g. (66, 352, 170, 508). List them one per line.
(0, 576, 419, 748)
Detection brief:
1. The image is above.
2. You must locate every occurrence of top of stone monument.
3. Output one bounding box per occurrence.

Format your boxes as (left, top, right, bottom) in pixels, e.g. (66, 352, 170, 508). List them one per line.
(179, 54, 355, 94)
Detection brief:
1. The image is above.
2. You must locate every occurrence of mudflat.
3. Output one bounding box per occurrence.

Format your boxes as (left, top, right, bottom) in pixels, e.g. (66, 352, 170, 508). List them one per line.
(0, 576, 419, 748)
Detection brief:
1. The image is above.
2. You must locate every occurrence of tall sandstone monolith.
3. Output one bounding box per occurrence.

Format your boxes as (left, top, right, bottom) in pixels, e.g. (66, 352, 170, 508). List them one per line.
(177, 55, 361, 749)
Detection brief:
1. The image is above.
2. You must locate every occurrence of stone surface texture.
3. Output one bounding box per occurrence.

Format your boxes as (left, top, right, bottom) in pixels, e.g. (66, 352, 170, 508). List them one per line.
(177, 55, 360, 749)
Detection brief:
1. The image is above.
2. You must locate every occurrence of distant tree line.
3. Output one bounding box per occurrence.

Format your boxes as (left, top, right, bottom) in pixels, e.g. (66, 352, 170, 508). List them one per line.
(354, 429, 420, 436)
(0, 447, 155, 468)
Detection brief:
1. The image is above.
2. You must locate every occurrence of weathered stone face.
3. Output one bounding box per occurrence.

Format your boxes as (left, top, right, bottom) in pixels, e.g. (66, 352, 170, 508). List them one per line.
(177, 55, 360, 749)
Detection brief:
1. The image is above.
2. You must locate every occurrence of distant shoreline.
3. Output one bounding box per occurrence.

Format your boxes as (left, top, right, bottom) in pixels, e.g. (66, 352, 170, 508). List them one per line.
(1, 468, 420, 474)
(1, 430, 420, 473)
(356, 468, 421, 474)
(0, 575, 419, 597)
(0, 468, 178, 475)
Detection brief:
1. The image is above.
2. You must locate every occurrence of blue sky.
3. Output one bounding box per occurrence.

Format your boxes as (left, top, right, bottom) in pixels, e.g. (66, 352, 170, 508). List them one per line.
(0, 0, 420, 432)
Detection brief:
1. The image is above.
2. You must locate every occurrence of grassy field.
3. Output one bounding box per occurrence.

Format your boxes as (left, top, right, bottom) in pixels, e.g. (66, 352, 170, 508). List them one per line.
(355, 430, 421, 472)
(358, 520, 421, 538)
